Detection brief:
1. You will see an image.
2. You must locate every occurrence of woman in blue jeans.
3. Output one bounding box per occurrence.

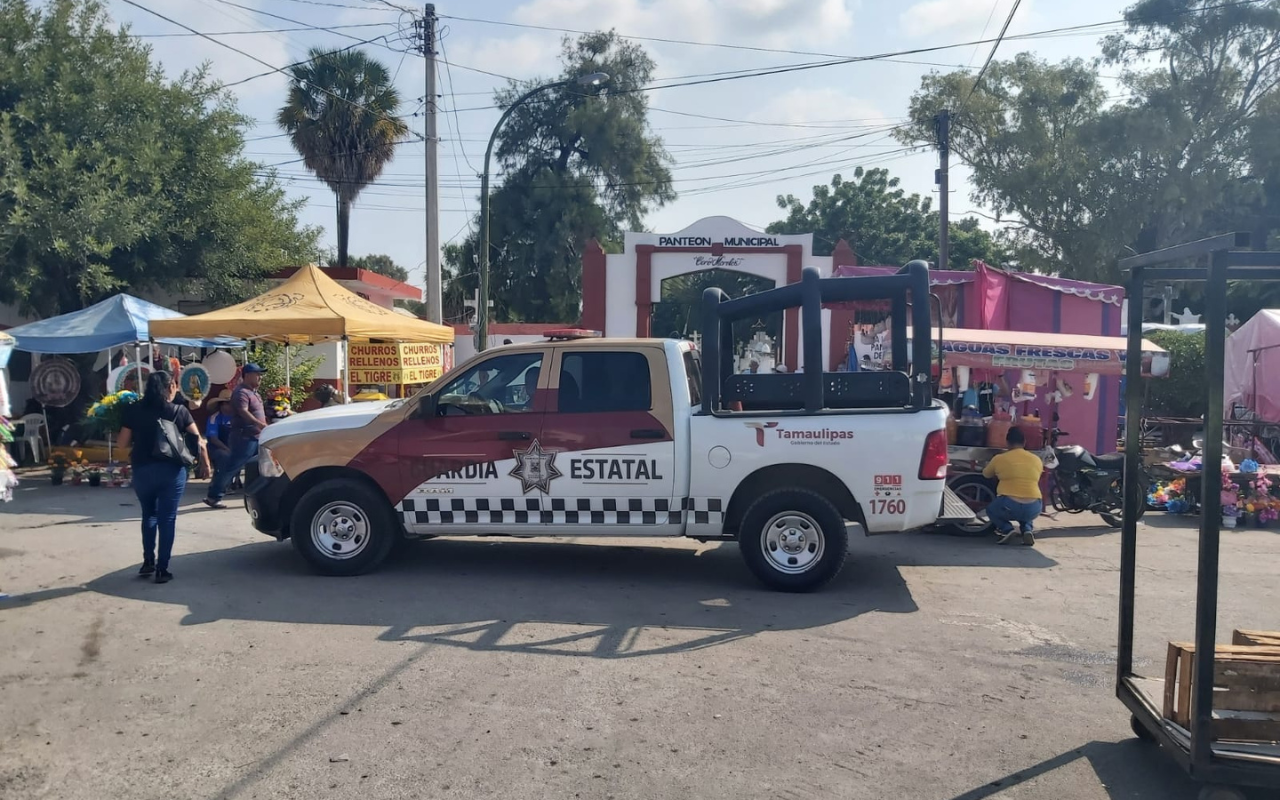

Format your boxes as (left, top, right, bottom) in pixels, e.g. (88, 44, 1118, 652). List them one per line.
(117, 371, 209, 583)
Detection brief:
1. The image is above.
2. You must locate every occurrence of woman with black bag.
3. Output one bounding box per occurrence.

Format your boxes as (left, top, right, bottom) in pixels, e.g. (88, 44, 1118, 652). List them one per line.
(116, 371, 209, 584)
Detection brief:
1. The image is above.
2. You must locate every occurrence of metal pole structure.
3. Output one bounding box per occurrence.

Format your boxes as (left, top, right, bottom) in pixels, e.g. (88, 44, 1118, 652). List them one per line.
(1191, 249, 1229, 767)
(935, 109, 951, 271)
(285, 343, 291, 392)
(1117, 266, 1145, 683)
(342, 338, 351, 401)
(134, 344, 144, 392)
(478, 72, 609, 353)
(422, 4, 442, 323)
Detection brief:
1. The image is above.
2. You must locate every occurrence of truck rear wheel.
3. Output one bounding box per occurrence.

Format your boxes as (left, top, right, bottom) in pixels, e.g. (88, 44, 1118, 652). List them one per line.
(290, 478, 398, 576)
(738, 488, 848, 592)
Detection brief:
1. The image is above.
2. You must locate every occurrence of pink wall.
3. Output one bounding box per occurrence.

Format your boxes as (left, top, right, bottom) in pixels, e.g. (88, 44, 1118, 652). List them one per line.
(955, 276, 1122, 454)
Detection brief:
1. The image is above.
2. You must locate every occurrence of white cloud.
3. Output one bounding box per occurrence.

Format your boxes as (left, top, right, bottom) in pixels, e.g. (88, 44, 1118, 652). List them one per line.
(444, 31, 561, 83)
(750, 87, 889, 127)
(510, 0, 857, 50)
(899, 0, 1029, 41)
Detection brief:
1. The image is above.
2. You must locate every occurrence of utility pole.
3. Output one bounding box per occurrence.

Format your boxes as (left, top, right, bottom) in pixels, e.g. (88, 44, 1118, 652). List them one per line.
(417, 5, 442, 323)
(934, 109, 951, 271)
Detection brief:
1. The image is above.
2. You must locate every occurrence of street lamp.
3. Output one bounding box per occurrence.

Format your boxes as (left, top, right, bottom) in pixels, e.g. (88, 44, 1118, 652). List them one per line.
(476, 72, 610, 352)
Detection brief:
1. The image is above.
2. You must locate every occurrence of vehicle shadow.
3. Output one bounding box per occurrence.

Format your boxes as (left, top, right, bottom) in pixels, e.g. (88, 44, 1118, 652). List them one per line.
(85, 530, 1057, 660)
(947, 739, 1271, 799)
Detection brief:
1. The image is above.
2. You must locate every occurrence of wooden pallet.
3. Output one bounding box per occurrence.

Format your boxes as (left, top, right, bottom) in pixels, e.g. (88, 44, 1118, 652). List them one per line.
(1234, 629, 1280, 648)
(1163, 637, 1280, 742)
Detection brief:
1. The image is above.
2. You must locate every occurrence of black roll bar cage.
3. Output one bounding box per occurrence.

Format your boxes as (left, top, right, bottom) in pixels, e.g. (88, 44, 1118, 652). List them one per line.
(699, 260, 935, 414)
(1118, 231, 1280, 790)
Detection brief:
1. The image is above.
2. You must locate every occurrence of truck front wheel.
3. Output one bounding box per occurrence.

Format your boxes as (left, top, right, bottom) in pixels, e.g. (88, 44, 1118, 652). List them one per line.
(290, 478, 398, 576)
(738, 488, 849, 592)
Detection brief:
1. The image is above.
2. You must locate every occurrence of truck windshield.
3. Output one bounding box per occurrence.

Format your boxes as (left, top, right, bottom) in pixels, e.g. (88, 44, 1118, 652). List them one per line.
(435, 352, 543, 415)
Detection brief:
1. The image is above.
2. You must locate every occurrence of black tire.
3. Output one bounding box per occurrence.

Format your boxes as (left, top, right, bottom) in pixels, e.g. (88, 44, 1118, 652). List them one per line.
(1130, 714, 1157, 744)
(1100, 479, 1148, 529)
(942, 473, 998, 537)
(738, 488, 849, 592)
(290, 478, 398, 576)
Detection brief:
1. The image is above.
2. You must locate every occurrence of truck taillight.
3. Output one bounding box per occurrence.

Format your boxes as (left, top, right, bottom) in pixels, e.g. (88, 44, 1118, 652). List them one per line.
(919, 429, 948, 480)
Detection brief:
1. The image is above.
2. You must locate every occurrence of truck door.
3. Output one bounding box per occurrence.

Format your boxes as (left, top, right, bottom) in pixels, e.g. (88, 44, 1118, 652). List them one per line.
(538, 346, 680, 535)
(397, 349, 549, 533)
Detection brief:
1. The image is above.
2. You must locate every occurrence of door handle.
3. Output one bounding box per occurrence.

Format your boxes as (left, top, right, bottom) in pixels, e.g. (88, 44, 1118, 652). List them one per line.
(630, 428, 666, 440)
(498, 431, 531, 441)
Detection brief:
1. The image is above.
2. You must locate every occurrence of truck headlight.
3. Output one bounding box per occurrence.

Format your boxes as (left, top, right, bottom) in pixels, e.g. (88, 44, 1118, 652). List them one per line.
(258, 446, 284, 478)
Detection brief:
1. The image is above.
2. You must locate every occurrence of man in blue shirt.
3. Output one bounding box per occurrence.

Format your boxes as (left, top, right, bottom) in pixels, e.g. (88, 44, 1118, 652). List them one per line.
(204, 364, 267, 509)
(204, 393, 233, 470)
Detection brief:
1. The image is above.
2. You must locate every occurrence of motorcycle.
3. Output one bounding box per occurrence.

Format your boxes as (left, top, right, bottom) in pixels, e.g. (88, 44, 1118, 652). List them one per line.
(1044, 430, 1148, 528)
(942, 428, 1146, 536)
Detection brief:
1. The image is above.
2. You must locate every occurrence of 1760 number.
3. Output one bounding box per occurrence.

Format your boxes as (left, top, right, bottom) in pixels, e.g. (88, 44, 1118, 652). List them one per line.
(871, 499, 906, 515)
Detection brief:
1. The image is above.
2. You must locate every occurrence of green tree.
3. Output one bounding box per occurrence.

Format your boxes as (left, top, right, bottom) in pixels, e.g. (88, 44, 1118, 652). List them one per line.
(446, 32, 675, 322)
(252, 343, 322, 410)
(900, 55, 1136, 280)
(900, 2, 1280, 282)
(0, 0, 320, 318)
(278, 49, 408, 268)
(1144, 330, 1206, 418)
(327, 253, 411, 283)
(767, 166, 1010, 268)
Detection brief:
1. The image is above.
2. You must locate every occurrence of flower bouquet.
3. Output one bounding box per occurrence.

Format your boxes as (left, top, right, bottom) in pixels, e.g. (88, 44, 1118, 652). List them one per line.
(1223, 503, 1240, 528)
(68, 452, 90, 486)
(108, 463, 131, 488)
(1258, 501, 1279, 528)
(86, 390, 140, 434)
(48, 452, 73, 485)
(266, 387, 292, 421)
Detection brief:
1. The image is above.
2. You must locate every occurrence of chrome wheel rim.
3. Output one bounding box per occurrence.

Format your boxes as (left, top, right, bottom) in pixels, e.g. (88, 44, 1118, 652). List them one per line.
(953, 480, 996, 533)
(762, 512, 825, 574)
(311, 502, 370, 560)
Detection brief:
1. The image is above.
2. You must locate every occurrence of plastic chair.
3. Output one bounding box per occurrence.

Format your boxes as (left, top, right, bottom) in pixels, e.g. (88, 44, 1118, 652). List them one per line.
(18, 413, 46, 465)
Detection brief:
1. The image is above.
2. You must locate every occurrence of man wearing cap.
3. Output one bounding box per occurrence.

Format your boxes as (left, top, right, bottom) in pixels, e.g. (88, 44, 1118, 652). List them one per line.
(204, 391, 234, 471)
(205, 364, 267, 509)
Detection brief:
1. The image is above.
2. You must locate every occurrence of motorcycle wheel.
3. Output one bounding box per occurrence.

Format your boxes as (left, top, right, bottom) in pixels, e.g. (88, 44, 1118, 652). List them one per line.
(1099, 479, 1148, 529)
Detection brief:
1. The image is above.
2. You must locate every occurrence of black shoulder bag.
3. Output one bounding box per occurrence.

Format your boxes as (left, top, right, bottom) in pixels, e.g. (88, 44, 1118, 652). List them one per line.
(152, 413, 196, 467)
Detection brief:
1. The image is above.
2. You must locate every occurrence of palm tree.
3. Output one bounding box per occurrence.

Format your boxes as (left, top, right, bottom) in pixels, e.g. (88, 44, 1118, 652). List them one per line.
(278, 49, 408, 267)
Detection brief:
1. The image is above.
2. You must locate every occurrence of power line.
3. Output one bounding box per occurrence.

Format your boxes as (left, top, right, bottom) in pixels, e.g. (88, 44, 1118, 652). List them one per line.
(437, 0, 1272, 105)
(212, 0, 410, 55)
(957, 0, 1023, 115)
(437, 1, 1268, 69)
(221, 30, 399, 88)
(123, 22, 400, 37)
(277, 0, 401, 9)
(116, 0, 423, 141)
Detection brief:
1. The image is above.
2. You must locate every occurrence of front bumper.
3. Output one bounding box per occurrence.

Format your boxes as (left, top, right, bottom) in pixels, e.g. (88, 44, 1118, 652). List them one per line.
(244, 469, 291, 537)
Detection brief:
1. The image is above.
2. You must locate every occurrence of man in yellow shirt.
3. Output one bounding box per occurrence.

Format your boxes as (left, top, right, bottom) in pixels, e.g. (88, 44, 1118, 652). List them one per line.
(982, 427, 1044, 545)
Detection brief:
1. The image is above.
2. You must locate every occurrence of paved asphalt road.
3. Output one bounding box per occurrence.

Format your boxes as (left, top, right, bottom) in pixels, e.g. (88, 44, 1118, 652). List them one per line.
(1, 479, 1277, 800)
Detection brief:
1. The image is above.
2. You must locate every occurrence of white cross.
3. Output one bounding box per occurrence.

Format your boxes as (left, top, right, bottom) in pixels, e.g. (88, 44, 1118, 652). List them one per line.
(463, 289, 494, 323)
(1226, 313, 1241, 330)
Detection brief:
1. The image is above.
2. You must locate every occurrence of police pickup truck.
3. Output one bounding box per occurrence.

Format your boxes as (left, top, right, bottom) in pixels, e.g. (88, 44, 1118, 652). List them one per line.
(245, 263, 971, 591)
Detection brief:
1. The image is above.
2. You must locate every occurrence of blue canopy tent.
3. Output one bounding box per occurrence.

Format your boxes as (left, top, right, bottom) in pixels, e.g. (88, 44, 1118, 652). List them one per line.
(7, 295, 240, 462)
(5, 294, 237, 354)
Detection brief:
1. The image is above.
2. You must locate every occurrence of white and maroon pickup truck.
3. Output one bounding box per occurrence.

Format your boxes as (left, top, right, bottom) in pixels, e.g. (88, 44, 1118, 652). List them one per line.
(245, 262, 970, 591)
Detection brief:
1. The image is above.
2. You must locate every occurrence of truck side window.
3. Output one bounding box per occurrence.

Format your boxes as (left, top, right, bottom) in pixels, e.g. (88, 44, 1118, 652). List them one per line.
(683, 350, 702, 406)
(559, 352, 651, 413)
(434, 352, 543, 415)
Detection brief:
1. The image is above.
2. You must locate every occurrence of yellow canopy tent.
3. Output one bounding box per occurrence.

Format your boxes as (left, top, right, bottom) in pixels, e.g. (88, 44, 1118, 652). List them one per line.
(149, 264, 452, 344)
(149, 264, 453, 397)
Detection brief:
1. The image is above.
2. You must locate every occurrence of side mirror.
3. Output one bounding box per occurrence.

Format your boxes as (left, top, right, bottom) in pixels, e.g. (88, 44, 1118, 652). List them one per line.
(419, 394, 437, 419)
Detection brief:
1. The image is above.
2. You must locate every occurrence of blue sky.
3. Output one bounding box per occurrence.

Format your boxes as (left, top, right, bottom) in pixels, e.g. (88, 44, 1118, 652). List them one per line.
(105, 0, 1132, 289)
